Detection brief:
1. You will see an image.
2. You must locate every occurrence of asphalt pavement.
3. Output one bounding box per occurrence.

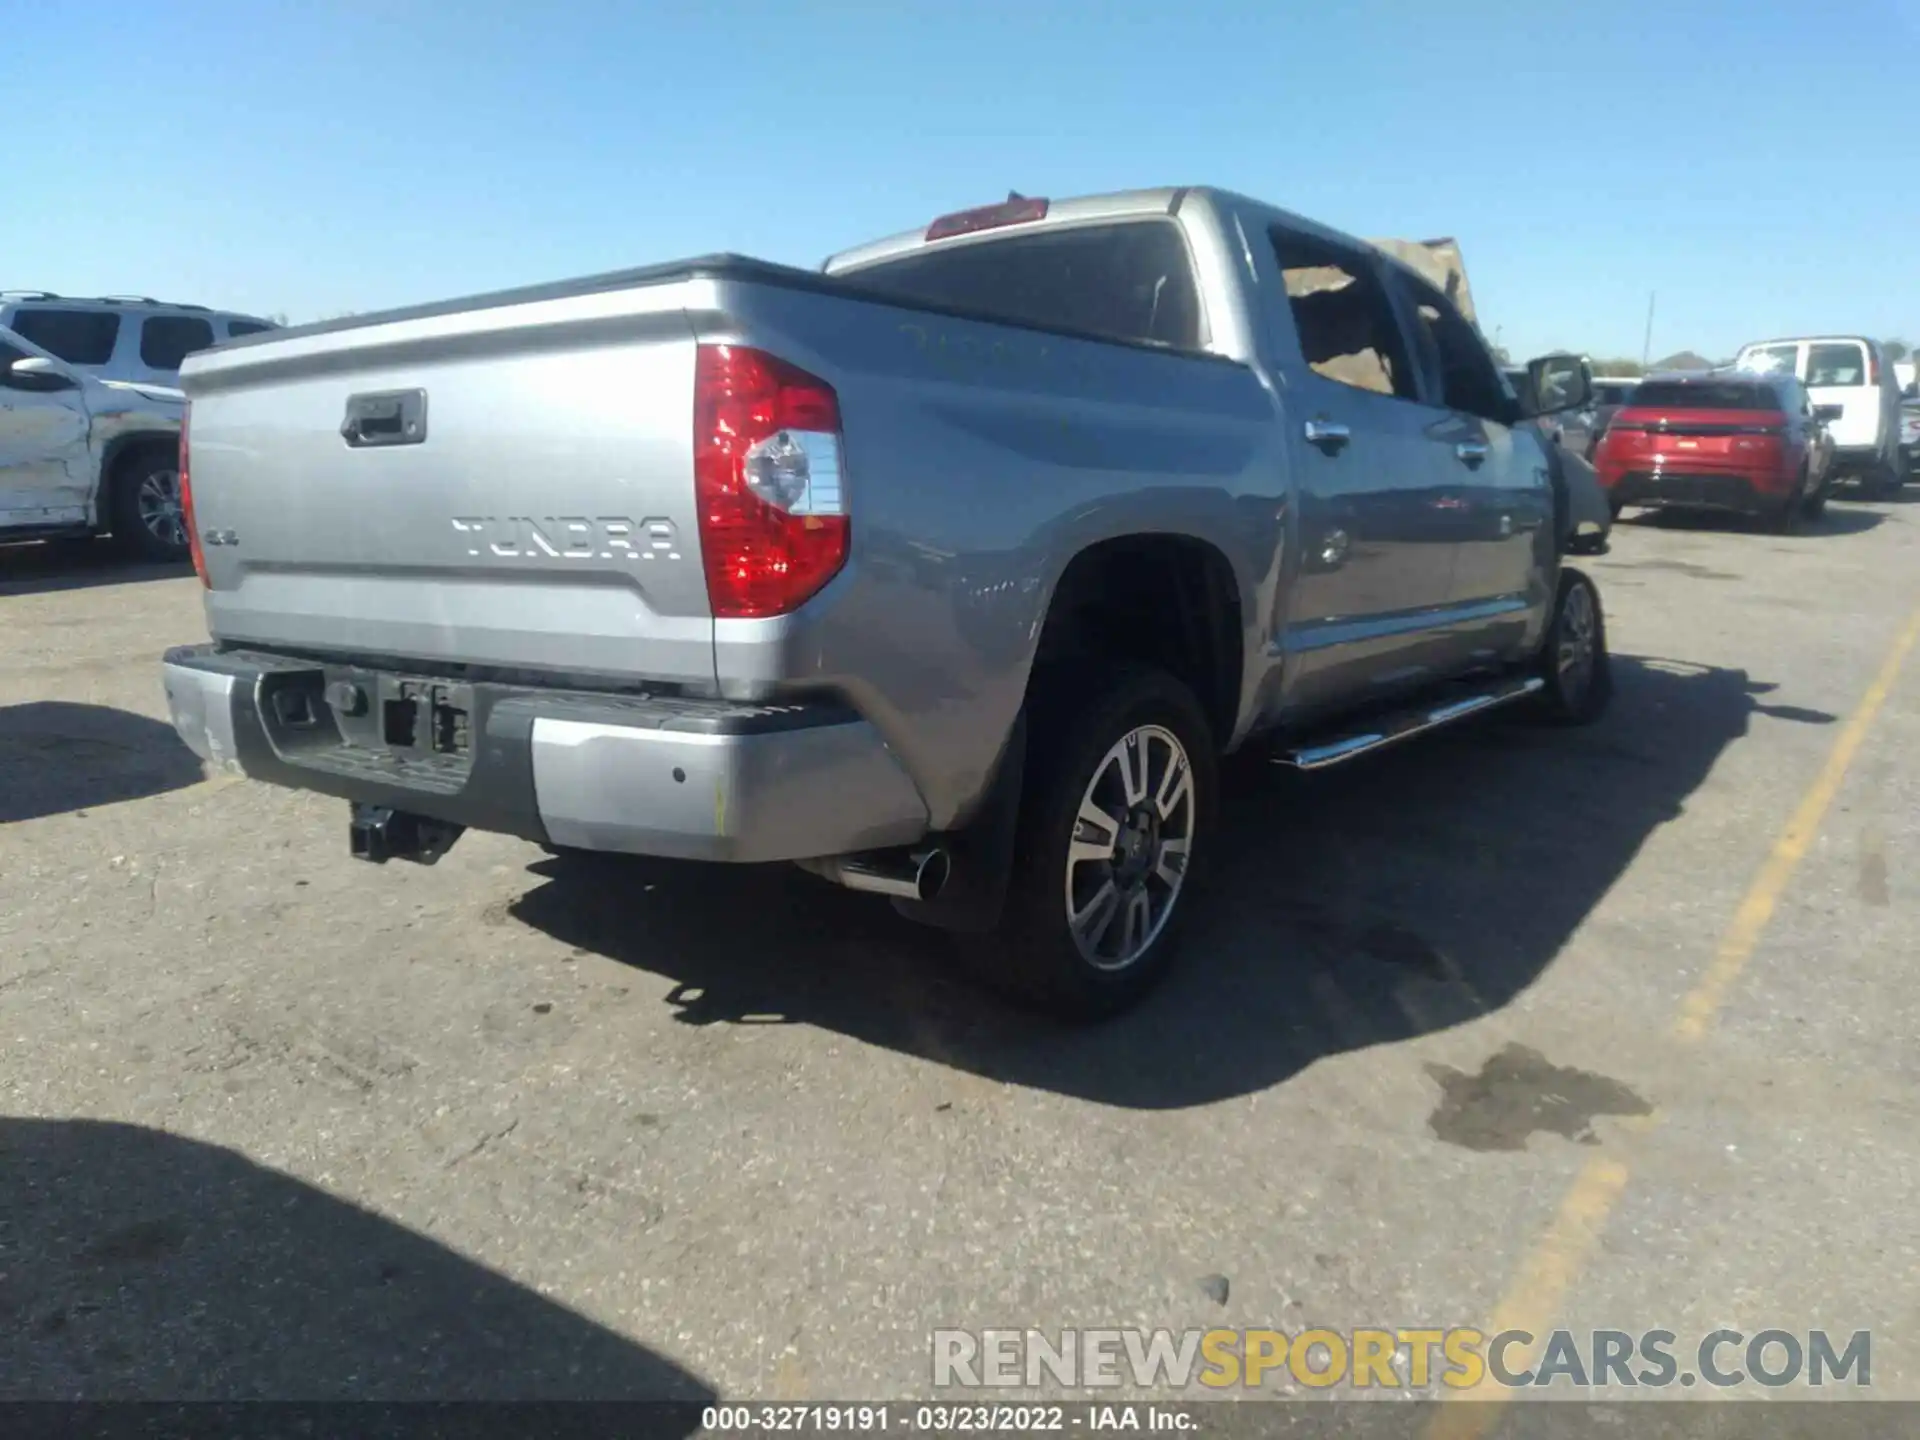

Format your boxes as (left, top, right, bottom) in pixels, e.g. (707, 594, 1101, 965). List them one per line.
(2, 497, 1917, 1408)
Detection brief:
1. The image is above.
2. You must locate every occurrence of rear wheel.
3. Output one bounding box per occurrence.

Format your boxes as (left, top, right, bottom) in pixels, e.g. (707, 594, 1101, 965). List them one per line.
(109, 447, 190, 562)
(1865, 456, 1904, 497)
(1800, 466, 1828, 520)
(1531, 567, 1611, 727)
(960, 664, 1217, 1020)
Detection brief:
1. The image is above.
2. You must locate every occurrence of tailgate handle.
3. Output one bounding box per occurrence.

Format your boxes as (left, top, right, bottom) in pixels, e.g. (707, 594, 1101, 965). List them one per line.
(341, 389, 428, 448)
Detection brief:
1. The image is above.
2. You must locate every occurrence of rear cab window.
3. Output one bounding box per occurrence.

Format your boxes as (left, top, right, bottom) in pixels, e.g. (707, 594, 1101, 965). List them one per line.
(839, 220, 1209, 352)
(1806, 341, 1869, 388)
(1629, 381, 1780, 411)
(139, 315, 217, 370)
(1268, 229, 1419, 402)
(8, 308, 121, 366)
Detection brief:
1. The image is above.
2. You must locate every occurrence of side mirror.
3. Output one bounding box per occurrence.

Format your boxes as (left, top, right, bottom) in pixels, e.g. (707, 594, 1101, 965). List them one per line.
(1813, 403, 1844, 423)
(1528, 352, 1594, 415)
(2, 355, 78, 392)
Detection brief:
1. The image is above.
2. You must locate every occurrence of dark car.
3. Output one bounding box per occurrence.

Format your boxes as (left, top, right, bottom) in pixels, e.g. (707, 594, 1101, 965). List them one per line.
(1593, 371, 1838, 532)
(1587, 377, 1640, 457)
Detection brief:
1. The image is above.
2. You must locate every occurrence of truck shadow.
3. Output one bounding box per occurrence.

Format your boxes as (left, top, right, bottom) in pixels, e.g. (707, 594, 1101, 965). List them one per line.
(0, 702, 207, 823)
(511, 656, 1824, 1110)
(0, 540, 192, 596)
(0, 1116, 715, 1408)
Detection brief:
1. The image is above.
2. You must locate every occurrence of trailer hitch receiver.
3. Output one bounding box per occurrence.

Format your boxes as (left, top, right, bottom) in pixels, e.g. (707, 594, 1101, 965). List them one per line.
(349, 803, 464, 866)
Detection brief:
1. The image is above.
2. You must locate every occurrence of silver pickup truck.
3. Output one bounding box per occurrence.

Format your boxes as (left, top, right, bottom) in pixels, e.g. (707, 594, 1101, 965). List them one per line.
(161, 186, 1606, 1017)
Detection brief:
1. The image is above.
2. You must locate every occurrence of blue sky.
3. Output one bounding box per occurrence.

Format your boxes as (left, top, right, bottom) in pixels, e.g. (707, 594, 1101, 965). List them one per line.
(10, 0, 1917, 360)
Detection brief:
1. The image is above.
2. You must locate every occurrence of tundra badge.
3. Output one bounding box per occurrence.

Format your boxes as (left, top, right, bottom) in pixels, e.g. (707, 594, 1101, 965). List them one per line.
(451, 515, 681, 561)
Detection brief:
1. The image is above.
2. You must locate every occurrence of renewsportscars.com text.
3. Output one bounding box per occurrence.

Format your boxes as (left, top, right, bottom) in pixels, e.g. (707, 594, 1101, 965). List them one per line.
(931, 1327, 1871, 1391)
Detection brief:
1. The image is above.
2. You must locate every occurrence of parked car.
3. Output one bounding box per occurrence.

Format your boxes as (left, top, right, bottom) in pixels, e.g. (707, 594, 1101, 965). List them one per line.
(1501, 363, 1612, 553)
(0, 292, 277, 390)
(159, 186, 1606, 1018)
(1593, 370, 1838, 531)
(1588, 376, 1640, 455)
(0, 324, 187, 559)
(1731, 335, 1904, 494)
(1902, 382, 1920, 472)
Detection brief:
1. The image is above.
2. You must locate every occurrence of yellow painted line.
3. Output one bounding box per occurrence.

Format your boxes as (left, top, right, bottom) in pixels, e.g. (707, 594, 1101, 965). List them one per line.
(1427, 603, 1920, 1440)
(1673, 603, 1920, 1040)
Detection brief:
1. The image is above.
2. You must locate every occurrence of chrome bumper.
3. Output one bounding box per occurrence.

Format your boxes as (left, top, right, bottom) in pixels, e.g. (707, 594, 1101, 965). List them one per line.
(161, 645, 928, 863)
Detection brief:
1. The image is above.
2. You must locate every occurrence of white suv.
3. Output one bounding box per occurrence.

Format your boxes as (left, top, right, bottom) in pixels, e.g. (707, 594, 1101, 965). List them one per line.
(0, 292, 277, 389)
(1733, 335, 1905, 494)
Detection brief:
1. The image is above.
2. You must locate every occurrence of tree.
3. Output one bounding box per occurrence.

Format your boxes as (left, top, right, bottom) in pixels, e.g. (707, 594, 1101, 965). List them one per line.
(1490, 345, 1512, 366)
(1883, 339, 1909, 362)
(1588, 358, 1645, 378)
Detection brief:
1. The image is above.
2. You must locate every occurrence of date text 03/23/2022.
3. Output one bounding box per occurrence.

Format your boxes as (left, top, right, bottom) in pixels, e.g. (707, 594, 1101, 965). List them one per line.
(700, 1404, 1196, 1432)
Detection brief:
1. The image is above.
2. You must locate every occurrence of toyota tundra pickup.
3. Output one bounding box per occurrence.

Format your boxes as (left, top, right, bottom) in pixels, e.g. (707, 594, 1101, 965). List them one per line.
(161, 186, 1606, 1017)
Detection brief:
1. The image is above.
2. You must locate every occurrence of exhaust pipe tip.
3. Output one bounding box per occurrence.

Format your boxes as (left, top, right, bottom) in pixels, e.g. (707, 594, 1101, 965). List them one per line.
(806, 845, 951, 903)
(914, 846, 951, 904)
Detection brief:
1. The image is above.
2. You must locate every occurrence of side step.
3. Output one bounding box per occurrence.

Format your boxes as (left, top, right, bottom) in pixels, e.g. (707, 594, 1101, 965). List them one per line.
(1271, 675, 1545, 771)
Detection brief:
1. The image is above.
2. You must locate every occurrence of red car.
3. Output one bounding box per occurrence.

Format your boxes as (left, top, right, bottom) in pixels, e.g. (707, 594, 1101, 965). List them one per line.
(1594, 371, 1838, 532)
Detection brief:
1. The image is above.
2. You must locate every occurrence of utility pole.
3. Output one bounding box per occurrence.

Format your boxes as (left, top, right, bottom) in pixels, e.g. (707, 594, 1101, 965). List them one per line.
(1641, 292, 1656, 369)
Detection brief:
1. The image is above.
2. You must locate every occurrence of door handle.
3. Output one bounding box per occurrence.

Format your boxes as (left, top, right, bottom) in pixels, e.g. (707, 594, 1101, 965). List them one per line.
(1304, 418, 1351, 454)
(1454, 440, 1490, 467)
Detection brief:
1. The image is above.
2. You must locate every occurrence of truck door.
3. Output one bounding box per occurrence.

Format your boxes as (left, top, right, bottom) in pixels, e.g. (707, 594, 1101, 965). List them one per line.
(1263, 226, 1462, 712)
(0, 336, 93, 531)
(1388, 274, 1554, 667)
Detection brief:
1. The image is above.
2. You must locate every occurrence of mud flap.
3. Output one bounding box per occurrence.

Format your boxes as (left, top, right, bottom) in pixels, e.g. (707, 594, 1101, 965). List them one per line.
(890, 710, 1027, 935)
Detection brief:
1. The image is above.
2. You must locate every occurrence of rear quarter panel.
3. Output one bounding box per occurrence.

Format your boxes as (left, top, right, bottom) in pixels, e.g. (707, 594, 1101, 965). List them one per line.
(692, 278, 1284, 830)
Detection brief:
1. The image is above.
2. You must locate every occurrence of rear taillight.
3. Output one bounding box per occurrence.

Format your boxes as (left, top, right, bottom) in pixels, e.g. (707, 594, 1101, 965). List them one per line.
(180, 403, 208, 587)
(693, 345, 848, 619)
(1869, 352, 1881, 384)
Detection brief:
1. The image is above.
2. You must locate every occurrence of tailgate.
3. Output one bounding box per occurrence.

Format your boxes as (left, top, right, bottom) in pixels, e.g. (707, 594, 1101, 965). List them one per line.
(182, 292, 713, 687)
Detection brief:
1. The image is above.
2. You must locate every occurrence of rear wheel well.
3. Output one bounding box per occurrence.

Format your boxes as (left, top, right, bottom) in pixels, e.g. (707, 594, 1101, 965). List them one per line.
(1028, 536, 1242, 748)
(99, 435, 176, 525)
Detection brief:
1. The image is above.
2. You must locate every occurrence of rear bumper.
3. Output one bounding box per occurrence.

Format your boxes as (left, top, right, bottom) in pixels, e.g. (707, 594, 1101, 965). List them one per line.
(161, 644, 929, 862)
(1602, 467, 1792, 514)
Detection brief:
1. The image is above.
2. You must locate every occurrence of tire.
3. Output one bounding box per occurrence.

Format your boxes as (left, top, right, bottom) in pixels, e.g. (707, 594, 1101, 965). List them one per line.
(1865, 455, 1903, 498)
(959, 664, 1218, 1021)
(1531, 567, 1611, 727)
(1800, 468, 1828, 521)
(109, 446, 191, 562)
